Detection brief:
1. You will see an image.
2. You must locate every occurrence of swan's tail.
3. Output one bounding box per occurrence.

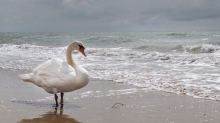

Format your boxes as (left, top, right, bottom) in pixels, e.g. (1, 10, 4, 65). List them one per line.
(19, 74, 33, 82)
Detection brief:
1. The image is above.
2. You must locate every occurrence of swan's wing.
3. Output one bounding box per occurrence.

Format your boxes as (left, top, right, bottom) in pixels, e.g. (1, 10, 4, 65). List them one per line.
(33, 58, 75, 79)
(33, 58, 61, 73)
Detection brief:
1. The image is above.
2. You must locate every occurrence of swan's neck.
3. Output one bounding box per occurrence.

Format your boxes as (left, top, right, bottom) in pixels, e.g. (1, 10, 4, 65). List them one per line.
(66, 46, 77, 68)
(66, 44, 89, 89)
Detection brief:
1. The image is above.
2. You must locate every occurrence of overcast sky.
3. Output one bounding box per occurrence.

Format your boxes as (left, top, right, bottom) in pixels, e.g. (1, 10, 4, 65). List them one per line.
(0, 0, 220, 32)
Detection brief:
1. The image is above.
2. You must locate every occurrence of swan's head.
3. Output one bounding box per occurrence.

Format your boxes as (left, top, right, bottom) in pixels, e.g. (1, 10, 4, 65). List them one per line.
(70, 41, 87, 57)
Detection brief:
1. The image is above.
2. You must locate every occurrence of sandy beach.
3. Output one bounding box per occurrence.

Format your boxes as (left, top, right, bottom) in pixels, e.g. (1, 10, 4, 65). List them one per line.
(0, 69, 220, 123)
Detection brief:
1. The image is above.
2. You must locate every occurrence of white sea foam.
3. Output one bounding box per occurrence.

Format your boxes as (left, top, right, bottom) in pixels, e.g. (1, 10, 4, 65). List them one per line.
(73, 89, 139, 99)
(84, 45, 220, 100)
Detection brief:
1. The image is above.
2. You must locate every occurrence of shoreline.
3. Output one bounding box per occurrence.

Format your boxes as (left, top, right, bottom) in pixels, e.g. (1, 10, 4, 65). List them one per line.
(0, 69, 220, 123)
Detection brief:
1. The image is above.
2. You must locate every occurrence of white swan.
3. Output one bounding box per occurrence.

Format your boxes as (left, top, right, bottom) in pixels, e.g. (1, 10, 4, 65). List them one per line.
(19, 41, 89, 107)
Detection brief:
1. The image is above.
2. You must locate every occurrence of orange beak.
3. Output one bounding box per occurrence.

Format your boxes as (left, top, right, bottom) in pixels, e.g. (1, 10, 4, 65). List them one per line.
(79, 48, 87, 57)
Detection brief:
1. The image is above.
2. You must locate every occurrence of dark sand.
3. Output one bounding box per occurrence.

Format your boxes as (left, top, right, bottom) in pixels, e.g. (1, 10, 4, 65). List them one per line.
(0, 69, 220, 123)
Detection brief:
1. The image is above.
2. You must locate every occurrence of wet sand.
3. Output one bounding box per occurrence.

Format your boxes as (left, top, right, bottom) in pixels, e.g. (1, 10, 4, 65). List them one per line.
(0, 69, 220, 123)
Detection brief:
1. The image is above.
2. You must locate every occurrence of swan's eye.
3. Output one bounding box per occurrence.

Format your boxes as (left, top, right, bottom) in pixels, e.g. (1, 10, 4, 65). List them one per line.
(79, 45, 85, 50)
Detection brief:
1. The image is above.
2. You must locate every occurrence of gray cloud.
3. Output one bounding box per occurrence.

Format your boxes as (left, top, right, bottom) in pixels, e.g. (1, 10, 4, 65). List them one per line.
(0, 0, 220, 32)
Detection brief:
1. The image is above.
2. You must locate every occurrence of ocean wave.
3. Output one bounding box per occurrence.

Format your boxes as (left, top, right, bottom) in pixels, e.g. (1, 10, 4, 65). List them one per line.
(182, 44, 220, 53)
(0, 32, 30, 45)
(0, 38, 14, 44)
(0, 44, 69, 70)
(1, 43, 218, 69)
(85, 47, 220, 101)
(0, 43, 66, 58)
(166, 32, 189, 37)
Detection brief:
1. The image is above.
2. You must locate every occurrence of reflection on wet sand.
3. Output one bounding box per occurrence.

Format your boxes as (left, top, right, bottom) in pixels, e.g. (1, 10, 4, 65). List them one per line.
(12, 100, 81, 109)
(18, 106, 81, 123)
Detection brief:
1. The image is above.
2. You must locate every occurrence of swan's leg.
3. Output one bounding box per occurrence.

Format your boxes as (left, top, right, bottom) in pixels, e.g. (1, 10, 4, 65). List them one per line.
(54, 94, 59, 107)
(60, 92, 64, 104)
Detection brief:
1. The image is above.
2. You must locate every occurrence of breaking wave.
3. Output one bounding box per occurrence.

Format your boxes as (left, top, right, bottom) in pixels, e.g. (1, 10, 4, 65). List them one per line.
(182, 44, 220, 53)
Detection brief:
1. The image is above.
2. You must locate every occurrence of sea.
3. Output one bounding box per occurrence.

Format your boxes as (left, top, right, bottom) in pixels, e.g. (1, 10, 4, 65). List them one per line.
(0, 32, 220, 100)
